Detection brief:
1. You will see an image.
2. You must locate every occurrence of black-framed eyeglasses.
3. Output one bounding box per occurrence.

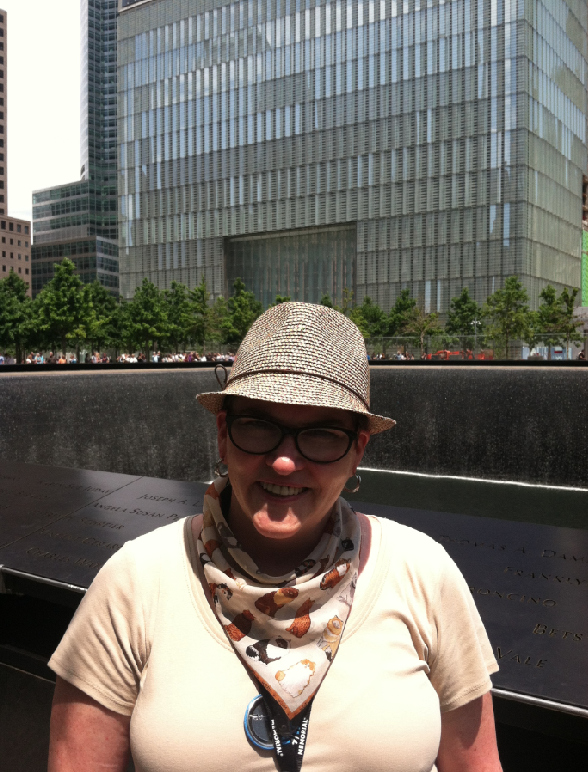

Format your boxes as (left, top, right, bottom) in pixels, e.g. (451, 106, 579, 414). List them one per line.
(226, 414, 358, 464)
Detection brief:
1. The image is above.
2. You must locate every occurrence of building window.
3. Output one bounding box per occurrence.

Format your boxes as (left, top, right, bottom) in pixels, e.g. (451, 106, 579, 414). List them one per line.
(1, 221, 5, 230)
(18, 254, 21, 260)
(10, 252, 13, 257)
(1, 250, 5, 257)
(9, 238, 12, 244)
(17, 225, 21, 233)
(25, 241, 28, 247)
(17, 240, 21, 246)
(24, 226, 29, 235)
(25, 268, 29, 275)
(1, 264, 5, 272)
(18, 267, 21, 274)
(8, 222, 13, 231)
(25, 255, 29, 261)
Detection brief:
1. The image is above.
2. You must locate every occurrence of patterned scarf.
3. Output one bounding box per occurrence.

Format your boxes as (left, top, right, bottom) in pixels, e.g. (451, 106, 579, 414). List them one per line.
(197, 477, 361, 719)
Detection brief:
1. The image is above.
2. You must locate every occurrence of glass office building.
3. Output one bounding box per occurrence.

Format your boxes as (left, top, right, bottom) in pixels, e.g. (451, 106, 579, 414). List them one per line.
(117, 0, 587, 311)
(32, 0, 119, 296)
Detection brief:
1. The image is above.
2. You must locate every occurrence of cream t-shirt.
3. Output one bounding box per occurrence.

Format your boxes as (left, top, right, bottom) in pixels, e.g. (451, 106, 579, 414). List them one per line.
(49, 515, 498, 772)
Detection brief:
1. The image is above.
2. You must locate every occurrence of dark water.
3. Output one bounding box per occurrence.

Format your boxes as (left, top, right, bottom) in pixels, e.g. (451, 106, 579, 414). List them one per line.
(346, 468, 588, 530)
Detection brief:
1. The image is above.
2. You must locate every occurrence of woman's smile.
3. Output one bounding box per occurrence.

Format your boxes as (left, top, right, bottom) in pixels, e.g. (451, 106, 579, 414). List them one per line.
(258, 480, 310, 499)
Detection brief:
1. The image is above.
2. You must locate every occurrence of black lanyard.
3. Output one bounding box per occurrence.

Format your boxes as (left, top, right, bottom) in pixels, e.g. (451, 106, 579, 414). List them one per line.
(247, 684, 315, 772)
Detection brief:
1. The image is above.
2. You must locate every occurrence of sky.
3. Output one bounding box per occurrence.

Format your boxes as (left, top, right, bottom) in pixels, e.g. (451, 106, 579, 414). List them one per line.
(3, 0, 80, 224)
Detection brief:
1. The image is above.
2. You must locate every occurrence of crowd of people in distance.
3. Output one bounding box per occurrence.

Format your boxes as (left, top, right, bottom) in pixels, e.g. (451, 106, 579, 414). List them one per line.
(367, 351, 415, 360)
(0, 350, 236, 365)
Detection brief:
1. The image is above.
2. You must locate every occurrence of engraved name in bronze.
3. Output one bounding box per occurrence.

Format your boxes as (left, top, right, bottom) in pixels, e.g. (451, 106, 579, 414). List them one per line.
(503, 566, 588, 588)
(92, 502, 181, 521)
(495, 646, 547, 668)
(532, 623, 584, 642)
(469, 586, 556, 607)
(26, 546, 102, 571)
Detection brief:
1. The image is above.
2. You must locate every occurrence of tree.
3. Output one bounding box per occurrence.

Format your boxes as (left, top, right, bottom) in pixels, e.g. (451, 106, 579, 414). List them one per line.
(35, 258, 86, 356)
(83, 281, 119, 355)
(338, 287, 354, 317)
(534, 285, 582, 359)
(388, 289, 417, 335)
(124, 278, 168, 360)
(190, 275, 213, 350)
(320, 293, 334, 308)
(0, 270, 34, 362)
(270, 294, 291, 306)
(402, 305, 443, 356)
(483, 276, 531, 359)
(446, 288, 484, 353)
(222, 278, 262, 347)
(558, 287, 583, 358)
(349, 296, 388, 340)
(164, 281, 193, 353)
(208, 295, 230, 348)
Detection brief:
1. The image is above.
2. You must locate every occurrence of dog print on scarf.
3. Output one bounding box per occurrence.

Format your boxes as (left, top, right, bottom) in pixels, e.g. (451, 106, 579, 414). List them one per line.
(255, 587, 299, 617)
(224, 609, 255, 641)
(316, 615, 344, 661)
(246, 637, 289, 664)
(320, 558, 351, 590)
(286, 598, 314, 638)
(275, 660, 316, 698)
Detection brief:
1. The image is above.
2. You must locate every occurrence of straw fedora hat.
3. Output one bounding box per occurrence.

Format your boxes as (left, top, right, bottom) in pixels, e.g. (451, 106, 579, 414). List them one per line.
(197, 302, 396, 434)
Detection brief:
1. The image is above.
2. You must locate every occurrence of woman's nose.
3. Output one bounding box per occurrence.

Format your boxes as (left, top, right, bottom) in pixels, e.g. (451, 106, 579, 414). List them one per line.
(266, 435, 304, 475)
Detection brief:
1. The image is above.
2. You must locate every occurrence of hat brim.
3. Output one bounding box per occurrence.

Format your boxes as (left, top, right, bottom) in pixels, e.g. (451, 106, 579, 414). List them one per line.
(196, 371, 395, 435)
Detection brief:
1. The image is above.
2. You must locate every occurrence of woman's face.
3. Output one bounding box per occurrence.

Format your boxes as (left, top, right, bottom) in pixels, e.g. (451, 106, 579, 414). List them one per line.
(216, 396, 370, 543)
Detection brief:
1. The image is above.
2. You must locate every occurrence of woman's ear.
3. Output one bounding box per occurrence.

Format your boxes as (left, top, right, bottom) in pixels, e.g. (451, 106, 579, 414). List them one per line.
(354, 430, 370, 469)
(216, 410, 228, 461)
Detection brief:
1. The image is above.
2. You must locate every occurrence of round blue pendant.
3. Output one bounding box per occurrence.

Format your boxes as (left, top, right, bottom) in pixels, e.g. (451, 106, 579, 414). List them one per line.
(244, 694, 273, 750)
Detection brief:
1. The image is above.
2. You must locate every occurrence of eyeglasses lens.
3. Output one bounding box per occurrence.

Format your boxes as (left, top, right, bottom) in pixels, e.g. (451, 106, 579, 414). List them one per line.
(230, 418, 282, 454)
(229, 418, 351, 463)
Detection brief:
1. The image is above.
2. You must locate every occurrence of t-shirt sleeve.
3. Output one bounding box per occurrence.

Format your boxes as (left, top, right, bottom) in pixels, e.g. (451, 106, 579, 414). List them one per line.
(48, 543, 151, 716)
(427, 544, 498, 713)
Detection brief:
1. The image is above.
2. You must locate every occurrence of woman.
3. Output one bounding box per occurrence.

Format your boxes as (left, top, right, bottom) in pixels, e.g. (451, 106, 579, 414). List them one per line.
(48, 302, 502, 772)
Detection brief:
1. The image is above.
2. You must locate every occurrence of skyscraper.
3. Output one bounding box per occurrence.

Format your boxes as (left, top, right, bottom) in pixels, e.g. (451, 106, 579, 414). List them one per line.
(117, 0, 587, 312)
(31, 0, 119, 296)
(0, 8, 32, 296)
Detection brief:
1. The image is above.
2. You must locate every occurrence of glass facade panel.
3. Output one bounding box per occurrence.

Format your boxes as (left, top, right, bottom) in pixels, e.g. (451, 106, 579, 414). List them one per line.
(117, 0, 587, 310)
(32, 0, 119, 296)
(226, 224, 356, 306)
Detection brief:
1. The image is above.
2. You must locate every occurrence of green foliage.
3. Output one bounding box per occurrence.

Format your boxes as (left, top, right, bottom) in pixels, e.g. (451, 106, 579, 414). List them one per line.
(388, 289, 417, 335)
(190, 275, 213, 349)
(123, 278, 168, 360)
(0, 270, 34, 361)
(320, 293, 334, 308)
(83, 281, 119, 351)
(221, 277, 263, 347)
(532, 285, 583, 357)
(350, 296, 388, 340)
(402, 306, 443, 355)
(209, 295, 230, 346)
(483, 276, 531, 359)
(35, 258, 86, 356)
(164, 281, 193, 353)
(446, 288, 484, 350)
(268, 294, 292, 307)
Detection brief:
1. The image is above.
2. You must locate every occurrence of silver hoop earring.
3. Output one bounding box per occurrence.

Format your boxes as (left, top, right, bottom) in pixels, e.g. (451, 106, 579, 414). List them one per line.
(214, 458, 229, 478)
(343, 473, 361, 494)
